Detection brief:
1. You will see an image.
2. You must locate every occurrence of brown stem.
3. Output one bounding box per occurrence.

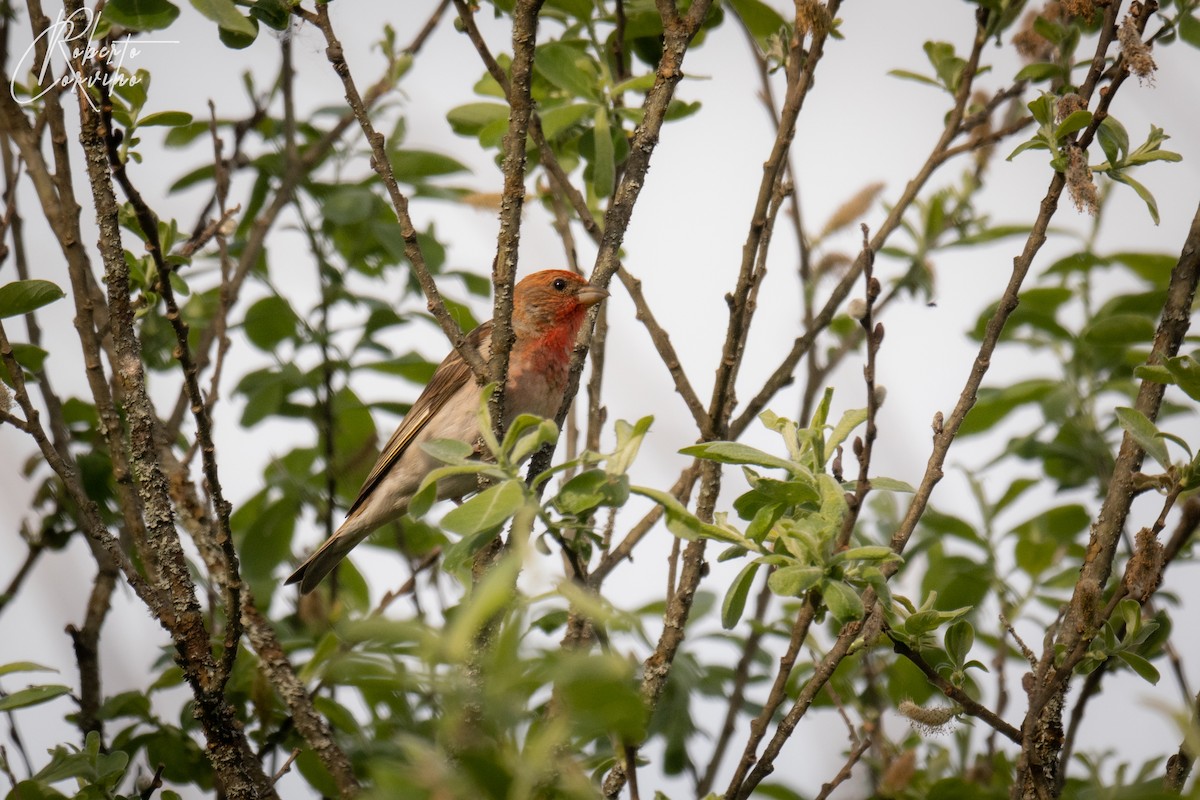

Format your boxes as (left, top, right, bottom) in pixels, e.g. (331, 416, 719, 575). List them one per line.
(724, 595, 819, 795)
(305, 5, 487, 381)
(487, 0, 545, 432)
(888, 634, 1021, 743)
(96, 73, 245, 689)
(694, 575, 782, 796)
(813, 731, 874, 800)
(731, 6, 991, 438)
(64, 6, 274, 792)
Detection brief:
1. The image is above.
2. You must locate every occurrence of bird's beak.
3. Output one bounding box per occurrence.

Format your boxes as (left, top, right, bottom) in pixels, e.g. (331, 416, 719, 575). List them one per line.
(576, 284, 609, 307)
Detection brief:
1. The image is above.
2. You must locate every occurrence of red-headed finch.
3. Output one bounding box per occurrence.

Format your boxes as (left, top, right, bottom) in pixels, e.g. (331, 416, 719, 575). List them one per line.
(286, 270, 608, 593)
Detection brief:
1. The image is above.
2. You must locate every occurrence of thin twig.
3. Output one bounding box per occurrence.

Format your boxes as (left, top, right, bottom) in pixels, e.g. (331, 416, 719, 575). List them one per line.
(306, 5, 487, 381)
(887, 632, 1021, 743)
(813, 732, 874, 800)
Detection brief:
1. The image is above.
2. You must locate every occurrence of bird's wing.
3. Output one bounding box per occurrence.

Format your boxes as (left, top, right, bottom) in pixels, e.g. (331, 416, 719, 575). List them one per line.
(344, 322, 491, 519)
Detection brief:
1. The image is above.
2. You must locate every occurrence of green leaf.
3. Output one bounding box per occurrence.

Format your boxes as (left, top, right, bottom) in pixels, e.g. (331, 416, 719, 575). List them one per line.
(745, 503, 782, 543)
(1081, 312, 1156, 346)
(680, 441, 798, 472)
(1027, 92, 1055, 126)
(887, 69, 942, 88)
(242, 295, 299, 350)
(538, 103, 596, 140)
(137, 110, 194, 127)
(944, 620, 974, 665)
(923, 40, 966, 92)
(722, 562, 760, 629)
(8, 343, 49, 374)
(1054, 109, 1093, 140)
(103, 0, 180, 30)
(323, 186, 378, 225)
(0, 279, 65, 318)
(1014, 62, 1066, 82)
(631, 486, 746, 545)
(608, 417, 653, 476)
(1165, 355, 1200, 401)
(556, 469, 610, 515)
(503, 414, 558, 464)
(446, 102, 509, 136)
(867, 476, 916, 493)
(407, 480, 437, 519)
(767, 565, 823, 597)
(440, 480, 525, 535)
(0, 662, 57, 677)
(827, 407, 867, 455)
(834, 545, 899, 563)
(821, 580, 864, 623)
(535, 42, 601, 101)
(591, 107, 615, 198)
(727, 0, 789, 48)
(552, 652, 647, 741)
(1115, 406, 1170, 469)
(420, 438, 476, 465)
(1109, 172, 1161, 225)
(190, 0, 255, 35)
(217, 12, 258, 48)
(1096, 115, 1129, 166)
(0, 684, 70, 711)
(6, 781, 67, 800)
(444, 554, 520, 660)
(248, 0, 291, 30)
(1115, 650, 1160, 684)
(391, 149, 471, 180)
(1180, 12, 1200, 48)
(1006, 137, 1050, 161)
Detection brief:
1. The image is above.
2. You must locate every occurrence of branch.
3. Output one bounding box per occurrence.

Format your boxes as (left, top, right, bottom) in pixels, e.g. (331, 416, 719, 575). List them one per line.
(452, 0, 711, 435)
(695, 572, 774, 796)
(0, 321, 152, 600)
(96, 75, 245, 688)
(887, 633, 1021, 743)
(723, 594, 819, 795)
(306, 4, 487, 382)
(241, 599, 360, 797)
(813, 731, 874, 800)
(487, 0, 545, 430)
(731, 5, 992, 437)
(63, 7, 276, 792)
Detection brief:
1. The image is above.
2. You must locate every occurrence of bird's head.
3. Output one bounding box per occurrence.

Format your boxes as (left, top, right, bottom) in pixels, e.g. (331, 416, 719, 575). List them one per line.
(511, 270, 608, 338)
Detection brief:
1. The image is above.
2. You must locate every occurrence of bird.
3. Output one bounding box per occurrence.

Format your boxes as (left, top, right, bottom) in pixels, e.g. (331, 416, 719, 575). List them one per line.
(285, 270, 608, 593)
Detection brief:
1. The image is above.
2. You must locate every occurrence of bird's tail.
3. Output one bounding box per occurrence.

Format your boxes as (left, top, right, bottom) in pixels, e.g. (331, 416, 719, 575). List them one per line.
(285, 524, 369, 594)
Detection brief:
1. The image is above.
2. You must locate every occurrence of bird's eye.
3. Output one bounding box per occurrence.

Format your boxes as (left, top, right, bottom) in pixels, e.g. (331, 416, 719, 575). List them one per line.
(552, 278, 567, 291)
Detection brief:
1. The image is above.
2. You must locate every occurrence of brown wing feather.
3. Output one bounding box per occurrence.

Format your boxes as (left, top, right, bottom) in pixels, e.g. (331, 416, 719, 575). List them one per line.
(344, 322, 491, 519)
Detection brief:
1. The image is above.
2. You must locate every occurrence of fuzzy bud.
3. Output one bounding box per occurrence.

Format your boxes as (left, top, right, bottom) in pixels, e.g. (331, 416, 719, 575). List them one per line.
(898, 700, 957, 735)
(879, 749, 918, 795)
(795, 0, 830, 38)
(1123, 526, 1163, 602)
(814, 252, 853, 280)
(1013, 3, 1062, 62)
(1060, 0, 1095, 18)
(1118, 14, 1156, 83)
(847, 298, 868, 321)
(1076, 576, 1102, 626)
(821, 182, 885, 239)
(873, 385, 888, 408)
(1055, 93, 1085, 123)
(1066, 145, 1099, 216)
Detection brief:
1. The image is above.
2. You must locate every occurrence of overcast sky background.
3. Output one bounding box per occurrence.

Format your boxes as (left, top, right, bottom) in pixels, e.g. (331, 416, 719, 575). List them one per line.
(2, 1, 1200, 796)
